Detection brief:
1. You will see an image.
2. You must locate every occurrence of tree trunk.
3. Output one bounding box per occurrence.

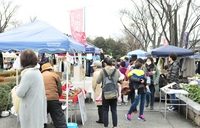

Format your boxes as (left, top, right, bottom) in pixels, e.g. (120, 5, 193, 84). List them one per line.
(174, 10, 178, 46)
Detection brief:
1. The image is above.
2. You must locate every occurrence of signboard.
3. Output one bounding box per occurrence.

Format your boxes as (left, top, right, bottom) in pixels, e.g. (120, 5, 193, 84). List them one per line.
(78, 92, 87, 125)
(86, 54, 92, 60)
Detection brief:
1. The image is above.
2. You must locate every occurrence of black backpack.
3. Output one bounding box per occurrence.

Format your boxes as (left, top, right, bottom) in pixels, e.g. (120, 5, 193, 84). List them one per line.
(159, 74, 167, 88)
(102, 69, 118, 100)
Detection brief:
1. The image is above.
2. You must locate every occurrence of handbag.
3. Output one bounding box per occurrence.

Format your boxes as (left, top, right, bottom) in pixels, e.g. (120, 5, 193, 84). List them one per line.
(146, 76, 151, 85)
(121, 81, 131, 95)
(11, 86, 20, 114)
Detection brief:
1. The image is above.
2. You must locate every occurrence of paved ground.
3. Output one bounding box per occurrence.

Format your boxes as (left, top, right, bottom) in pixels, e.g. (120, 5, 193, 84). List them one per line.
(0, 100, 199, 128)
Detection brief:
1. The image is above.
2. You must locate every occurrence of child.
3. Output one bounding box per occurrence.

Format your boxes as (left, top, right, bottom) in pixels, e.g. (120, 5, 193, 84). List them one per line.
(125, 58, 150, 121)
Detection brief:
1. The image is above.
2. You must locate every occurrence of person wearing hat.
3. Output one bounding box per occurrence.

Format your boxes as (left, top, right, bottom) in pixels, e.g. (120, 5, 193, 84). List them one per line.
(91, 61, 104, 123)
(41, 63, 66, 128)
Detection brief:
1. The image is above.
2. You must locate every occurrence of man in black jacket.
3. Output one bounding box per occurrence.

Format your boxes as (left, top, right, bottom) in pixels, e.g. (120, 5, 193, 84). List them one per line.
(167, 53, 180, 111)
(100, 48, 105, 67)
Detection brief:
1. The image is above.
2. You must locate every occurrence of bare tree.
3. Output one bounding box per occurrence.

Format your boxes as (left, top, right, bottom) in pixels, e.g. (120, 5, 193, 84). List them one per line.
(0, 0, 19, 33)
(119, 29, 140, 51)
(120, 0, 200, 50)
(147, 0, 200, 49)
(119, 0, 166, 51)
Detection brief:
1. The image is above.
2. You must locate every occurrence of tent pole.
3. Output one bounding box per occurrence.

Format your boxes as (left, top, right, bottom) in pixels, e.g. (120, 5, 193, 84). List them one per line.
(66, 52, 69, 123)
(16, 70, 18, 85)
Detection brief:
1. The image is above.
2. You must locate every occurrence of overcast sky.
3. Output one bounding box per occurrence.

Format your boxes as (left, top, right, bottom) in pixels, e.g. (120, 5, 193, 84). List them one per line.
(13, 0, 132, 38)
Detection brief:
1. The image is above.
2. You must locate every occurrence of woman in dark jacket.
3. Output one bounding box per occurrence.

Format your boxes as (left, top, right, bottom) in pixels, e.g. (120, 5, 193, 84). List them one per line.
(143, 57, 160, 110)
(125, 59, 147, 121)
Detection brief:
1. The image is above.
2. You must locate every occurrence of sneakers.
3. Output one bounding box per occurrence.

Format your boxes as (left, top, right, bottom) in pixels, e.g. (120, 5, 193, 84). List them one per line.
(126, 113, 146, 121)
(125, 114, 131, 121)
(138, 114, 146, 121)
(124, 102, 128, 106)
(167, 106, 173, 110)
(150, 106, 154, 110)
(168, 106, 177, 111)
(118, 102, 122, 106)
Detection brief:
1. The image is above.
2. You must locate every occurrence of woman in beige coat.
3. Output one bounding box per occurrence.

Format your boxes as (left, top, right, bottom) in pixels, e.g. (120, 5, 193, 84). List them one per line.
(91, 61, 103, 123)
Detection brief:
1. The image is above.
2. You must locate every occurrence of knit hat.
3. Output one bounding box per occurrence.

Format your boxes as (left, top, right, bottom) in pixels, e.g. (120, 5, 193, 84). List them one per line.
(41, 63, 53, 72)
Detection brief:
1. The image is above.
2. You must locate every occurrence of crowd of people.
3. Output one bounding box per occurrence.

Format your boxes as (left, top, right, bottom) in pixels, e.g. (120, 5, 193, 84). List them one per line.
(10, 48, 180, 128)
(91, 52, 180, 128)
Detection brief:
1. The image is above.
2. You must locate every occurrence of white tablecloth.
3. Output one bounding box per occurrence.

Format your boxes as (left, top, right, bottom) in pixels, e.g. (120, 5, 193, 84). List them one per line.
(72, 77, 94, 101)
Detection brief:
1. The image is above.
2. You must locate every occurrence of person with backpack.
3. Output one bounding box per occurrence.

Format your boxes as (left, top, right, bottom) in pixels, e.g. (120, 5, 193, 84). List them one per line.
(125, 58, 148, 121)
(143, 57, 160, 110)
(96, 57, 121, 128)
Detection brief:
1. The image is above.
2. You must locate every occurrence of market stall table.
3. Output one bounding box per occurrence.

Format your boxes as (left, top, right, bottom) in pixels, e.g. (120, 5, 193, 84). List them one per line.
(59, 98, 78, 123)
(71, 77, 94, 102)
(59, 83, 87, 124)
(159, 88, 189, 119)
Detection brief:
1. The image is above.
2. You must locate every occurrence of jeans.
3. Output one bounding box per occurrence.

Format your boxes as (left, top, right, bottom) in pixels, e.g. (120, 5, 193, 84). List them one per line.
(146, 85, 155, 106)
(102, 98, 118, 127)
(170, 94, 177, 108)
(47, 100, 66, 128)
(128, 93, 146, 115)
(129, 92, 137, 111)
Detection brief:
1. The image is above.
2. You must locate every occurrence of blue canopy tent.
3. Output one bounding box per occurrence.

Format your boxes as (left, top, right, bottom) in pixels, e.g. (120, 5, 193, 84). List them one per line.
(127, 49, 149, 57)
(85, 43, 100, 54)
(0, 20, 86, 123)
(150, 45, 194, 57)
(0, 20, 85, 53)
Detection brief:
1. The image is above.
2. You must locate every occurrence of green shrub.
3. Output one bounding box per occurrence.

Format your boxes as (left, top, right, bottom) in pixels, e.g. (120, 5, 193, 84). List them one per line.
(0, 82, 16, 115)
(183, 84, 200, 104)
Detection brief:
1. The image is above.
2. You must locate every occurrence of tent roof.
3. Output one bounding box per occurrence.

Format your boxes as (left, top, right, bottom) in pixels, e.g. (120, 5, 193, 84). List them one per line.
(85, 43, 100, 54)
(0, 20, 85, 53)
(127, 49, 148, 57)
(151, 45, 194, 57)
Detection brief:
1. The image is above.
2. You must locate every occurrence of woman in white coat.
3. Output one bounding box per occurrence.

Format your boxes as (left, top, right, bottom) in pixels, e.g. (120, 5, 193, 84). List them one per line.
(16, 49, 47, 128)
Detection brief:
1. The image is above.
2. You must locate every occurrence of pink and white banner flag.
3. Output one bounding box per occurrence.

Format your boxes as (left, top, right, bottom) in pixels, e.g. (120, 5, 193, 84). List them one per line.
(70, 8, 86, 45)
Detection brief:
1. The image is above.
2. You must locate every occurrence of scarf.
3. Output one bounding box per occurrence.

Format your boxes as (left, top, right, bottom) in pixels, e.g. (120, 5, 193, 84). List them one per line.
(21, 63, 40, 76)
